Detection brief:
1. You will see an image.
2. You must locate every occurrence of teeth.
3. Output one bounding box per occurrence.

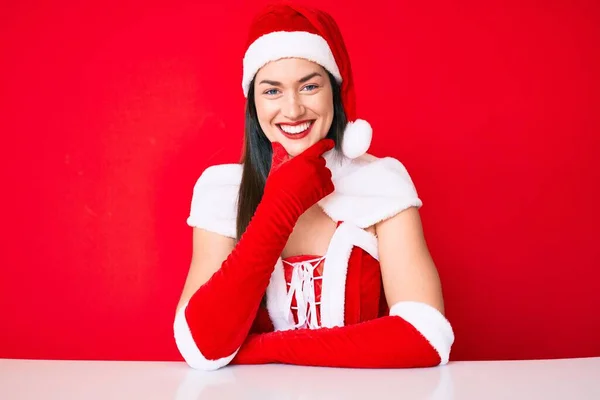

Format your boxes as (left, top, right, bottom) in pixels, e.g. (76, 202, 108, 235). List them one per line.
(279, 121, 311, 134)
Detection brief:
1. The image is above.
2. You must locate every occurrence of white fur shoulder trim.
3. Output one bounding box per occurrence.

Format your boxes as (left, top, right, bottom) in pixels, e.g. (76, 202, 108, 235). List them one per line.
(186, 152, 421, 237)
(186, 164, 242, 238)
(389, 301, 455, 365)
(173, 302, 239, 370)
(319, 152, 423, 228)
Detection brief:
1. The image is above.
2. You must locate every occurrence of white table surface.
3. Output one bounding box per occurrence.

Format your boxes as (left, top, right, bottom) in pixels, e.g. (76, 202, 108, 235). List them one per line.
(1, 357, 599, 399)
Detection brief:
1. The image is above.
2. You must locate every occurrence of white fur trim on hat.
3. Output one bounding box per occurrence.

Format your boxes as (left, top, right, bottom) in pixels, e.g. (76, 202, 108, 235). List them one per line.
(342, 119, 373, 159)
(242, 31, 342, 97)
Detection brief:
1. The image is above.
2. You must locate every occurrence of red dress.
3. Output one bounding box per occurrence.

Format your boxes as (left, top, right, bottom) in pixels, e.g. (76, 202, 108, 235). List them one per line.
(251, 245, 389, 334)
(177, 152, 455, 369)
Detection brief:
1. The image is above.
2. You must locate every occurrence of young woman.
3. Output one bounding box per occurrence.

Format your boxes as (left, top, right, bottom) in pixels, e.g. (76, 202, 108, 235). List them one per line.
(174, 3, 454, 371)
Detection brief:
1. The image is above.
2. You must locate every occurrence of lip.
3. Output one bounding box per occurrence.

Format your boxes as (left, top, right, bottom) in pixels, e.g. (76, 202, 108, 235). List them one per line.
(277, 120, 314, 140)
(277, 119, 314, 127)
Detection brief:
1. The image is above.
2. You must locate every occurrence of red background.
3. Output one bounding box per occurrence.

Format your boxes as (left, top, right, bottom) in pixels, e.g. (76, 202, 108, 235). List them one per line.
(1, 0, 599, 361)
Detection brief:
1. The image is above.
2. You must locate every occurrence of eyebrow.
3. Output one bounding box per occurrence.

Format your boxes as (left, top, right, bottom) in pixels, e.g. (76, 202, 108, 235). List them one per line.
(259, 72, 322, 86)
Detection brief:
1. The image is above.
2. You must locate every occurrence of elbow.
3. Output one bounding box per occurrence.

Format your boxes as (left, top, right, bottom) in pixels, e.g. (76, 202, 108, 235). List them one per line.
(173, 302, 239, 371)
(390, 301, 455, 365)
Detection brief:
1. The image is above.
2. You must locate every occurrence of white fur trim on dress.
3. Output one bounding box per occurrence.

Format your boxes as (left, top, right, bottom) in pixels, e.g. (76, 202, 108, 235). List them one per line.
(186, 164, 242, 238)
(389, 301, 455, 365)
(187, 152, 424, 329)
(265, 257, 296, 331)
(187, 151, 421, 238)
(265, 221, 378, 330)
(173, 302, 239, 371)
(319, 152, 423, 228)
(319, 222, 379, 328)
(242, 31, 342, 97)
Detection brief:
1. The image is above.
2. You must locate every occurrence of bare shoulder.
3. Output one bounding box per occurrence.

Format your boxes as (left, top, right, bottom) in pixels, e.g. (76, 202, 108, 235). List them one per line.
(375, 205, 423, 235)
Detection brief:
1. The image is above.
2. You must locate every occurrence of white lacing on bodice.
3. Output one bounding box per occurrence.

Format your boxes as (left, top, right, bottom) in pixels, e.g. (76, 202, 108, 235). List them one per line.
(282, 255, 326, 330)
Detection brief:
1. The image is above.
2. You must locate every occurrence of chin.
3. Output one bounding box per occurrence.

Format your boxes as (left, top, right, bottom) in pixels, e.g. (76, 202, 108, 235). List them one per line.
(283, 144, 305, 157)
(283, 136, 323, 157)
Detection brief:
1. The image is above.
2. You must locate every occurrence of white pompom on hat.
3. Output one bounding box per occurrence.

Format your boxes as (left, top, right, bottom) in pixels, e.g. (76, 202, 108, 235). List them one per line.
(242, 3, 372, 159)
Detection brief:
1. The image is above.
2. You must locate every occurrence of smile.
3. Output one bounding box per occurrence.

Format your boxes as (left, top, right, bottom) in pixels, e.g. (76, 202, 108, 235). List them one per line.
(277, 120, 315, 140)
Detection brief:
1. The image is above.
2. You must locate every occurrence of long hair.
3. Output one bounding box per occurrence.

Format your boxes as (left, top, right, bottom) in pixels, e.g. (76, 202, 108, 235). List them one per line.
(236, 71, 347, 241)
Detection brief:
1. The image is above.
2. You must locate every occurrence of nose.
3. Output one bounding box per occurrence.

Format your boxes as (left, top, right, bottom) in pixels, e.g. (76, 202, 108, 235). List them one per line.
(281, 92, 306, 120)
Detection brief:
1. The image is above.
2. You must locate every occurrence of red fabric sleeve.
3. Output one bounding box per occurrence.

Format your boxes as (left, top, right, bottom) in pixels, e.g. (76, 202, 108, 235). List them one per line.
(174, 140, 335, 369)
(232, 311, 452, 368)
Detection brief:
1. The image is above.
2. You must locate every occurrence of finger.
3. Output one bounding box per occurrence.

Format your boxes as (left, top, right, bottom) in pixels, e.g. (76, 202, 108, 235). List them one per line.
(320, 166, 333, 182)
(316, 164, 333, 185)
(322, 176, 335, 196)
(301, 139, 335, 159)
(313, 156, 327, 168)
(270, 142, 290, 174)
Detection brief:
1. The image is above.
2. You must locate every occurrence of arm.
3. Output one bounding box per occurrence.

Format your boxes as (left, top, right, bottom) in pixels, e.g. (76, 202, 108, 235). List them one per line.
(175, 228, 234, 315)
(377, 205, 445, 313)
(231, 207, 454, 368)
(174, 140, 335, 371)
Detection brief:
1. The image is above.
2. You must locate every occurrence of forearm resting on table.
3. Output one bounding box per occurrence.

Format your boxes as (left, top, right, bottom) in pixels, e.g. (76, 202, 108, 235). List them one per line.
(174, 200, 301, 370)
(232, 300, 454, 368)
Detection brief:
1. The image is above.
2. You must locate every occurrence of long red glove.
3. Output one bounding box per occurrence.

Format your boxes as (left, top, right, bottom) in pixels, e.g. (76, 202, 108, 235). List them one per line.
(232, 301, 454, 368)
(174, 139, 335, 370)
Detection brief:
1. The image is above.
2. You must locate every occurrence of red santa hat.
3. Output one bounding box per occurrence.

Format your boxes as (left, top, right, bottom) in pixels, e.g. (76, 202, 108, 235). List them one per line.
(242, 3, 372, 159)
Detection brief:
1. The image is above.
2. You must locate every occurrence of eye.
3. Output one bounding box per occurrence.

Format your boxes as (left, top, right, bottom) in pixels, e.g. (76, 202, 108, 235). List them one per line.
(302, 84, 319, 92)
(264, 88, 280, 96)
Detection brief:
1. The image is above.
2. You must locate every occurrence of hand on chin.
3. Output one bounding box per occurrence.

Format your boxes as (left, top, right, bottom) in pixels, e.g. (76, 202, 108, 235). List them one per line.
(279, 136, 322, 157)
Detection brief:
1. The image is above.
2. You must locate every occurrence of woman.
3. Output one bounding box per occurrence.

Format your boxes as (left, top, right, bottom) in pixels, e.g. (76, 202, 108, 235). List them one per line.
(174, 3, 454, 371)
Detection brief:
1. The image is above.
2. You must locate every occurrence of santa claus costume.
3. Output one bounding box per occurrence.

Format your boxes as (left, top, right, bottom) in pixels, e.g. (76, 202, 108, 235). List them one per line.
(173, 3, 454, 371)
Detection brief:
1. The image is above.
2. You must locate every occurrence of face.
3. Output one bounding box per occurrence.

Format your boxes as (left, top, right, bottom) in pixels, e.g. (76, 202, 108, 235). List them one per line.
(253, 58, 334, 157)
